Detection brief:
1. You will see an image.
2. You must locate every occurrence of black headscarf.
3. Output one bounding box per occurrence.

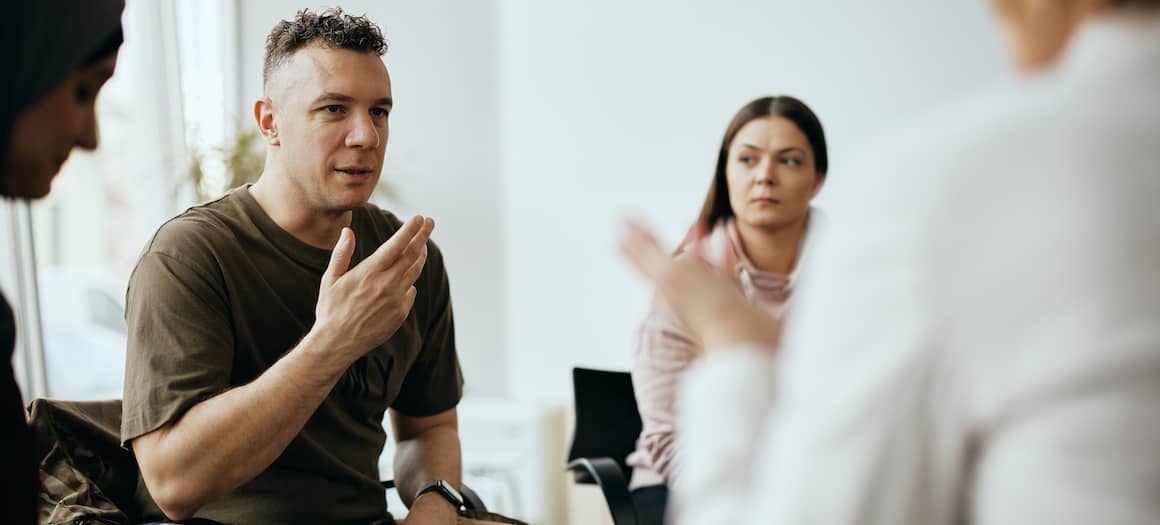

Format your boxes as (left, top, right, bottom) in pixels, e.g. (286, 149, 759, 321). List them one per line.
(0, 1, 123, 523)
(0, 0, 126, 173)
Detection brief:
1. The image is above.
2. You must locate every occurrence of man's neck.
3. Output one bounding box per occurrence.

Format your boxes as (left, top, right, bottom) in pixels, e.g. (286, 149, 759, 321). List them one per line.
(249, 168, 351, 250)
(734, 215, 808, 275)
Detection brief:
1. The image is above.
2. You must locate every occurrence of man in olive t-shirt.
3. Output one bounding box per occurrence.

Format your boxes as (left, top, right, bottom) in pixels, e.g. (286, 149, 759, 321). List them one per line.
(122, 8, 465, 525)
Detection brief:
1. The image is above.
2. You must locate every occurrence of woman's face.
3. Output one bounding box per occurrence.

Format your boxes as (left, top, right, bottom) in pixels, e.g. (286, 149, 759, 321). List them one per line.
(2, 52, 118, 199)
(725, 115, 823, 232)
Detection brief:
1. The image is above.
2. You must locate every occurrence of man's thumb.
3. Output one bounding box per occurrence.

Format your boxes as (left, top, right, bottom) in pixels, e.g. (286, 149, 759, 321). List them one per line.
(322, 227, 355, 287)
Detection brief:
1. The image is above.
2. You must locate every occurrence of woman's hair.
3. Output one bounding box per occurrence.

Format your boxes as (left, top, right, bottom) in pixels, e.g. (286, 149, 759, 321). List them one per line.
(81, 27, 123, 67)
(691, 95, 828, 233)
(1, 0, 123, 186)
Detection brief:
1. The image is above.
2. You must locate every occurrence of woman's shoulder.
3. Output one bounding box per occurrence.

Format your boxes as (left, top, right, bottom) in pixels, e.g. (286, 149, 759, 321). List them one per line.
(674, 223, 734, 269)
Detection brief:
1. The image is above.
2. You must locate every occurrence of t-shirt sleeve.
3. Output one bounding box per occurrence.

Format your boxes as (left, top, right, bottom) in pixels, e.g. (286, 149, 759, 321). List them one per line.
(121, 236, 235, 447)
(390, 240, 464, 417)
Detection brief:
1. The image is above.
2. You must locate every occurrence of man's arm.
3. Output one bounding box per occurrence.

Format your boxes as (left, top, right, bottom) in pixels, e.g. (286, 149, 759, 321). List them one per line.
(132, 330, 351, 519)
(133, 218, 433, 521)
(391, 407, 462, 524)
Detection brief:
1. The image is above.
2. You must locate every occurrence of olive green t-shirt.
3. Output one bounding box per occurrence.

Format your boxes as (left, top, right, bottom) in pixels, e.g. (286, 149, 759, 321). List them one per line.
(121, 186, 463, 525)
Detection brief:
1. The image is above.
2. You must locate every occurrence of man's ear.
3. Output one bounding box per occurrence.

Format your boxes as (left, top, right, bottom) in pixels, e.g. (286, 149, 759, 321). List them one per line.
(254, 97, 279, 146)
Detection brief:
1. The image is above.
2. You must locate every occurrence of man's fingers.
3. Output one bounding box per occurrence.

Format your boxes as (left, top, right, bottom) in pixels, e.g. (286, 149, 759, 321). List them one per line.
(365, 215, 425, 271)
(399, 244, 429, 287)
(322, 227, 355, 288)
(420, 217, 435, 237)
(403, 285, 417, 309)
(406, 218, 435, 258)
(383, 217, 433, 280)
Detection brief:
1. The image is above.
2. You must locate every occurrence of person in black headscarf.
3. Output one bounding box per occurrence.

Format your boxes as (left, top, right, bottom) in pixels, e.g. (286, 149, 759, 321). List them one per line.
(1, 1, 124, 522)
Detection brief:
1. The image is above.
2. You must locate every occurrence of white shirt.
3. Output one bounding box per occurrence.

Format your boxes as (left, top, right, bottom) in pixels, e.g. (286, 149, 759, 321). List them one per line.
(674, 11, 1160, 525)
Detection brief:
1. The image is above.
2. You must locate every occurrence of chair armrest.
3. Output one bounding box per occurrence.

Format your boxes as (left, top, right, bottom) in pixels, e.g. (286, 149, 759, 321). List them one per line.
(565, 457, 638, 525)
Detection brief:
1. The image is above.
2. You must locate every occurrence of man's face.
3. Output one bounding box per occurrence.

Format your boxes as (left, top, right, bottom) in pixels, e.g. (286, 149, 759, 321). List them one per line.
(264, 44, 392, 213)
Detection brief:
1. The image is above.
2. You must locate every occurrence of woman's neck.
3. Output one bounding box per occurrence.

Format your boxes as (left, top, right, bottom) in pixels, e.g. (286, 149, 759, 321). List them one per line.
(734, 215, 808, 275)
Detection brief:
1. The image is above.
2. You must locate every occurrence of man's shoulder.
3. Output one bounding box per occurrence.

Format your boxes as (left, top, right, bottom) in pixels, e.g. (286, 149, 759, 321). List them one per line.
(139, 191, 249, 265)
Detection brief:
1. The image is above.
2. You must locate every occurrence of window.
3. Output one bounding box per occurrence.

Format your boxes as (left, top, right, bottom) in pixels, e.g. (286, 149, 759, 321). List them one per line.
(2, 0, 237, 401)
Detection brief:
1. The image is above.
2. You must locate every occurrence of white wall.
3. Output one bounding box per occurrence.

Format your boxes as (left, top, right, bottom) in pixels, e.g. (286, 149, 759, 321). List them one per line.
(235, 0, 1007, 410)
(498, 0, 1006, 406)
(206, 2, 1007, 523)
(237, 1, 509, 398)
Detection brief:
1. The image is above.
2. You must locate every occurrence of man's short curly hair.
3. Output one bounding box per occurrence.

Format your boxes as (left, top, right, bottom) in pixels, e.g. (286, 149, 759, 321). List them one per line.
(263, 7, 388, 87)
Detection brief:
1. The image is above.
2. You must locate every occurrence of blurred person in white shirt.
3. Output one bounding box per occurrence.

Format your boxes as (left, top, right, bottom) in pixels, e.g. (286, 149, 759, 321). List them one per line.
(620, 0, 1160, 523)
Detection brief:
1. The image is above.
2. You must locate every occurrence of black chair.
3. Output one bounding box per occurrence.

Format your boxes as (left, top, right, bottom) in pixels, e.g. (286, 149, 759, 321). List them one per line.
(564, 367, 646, 525)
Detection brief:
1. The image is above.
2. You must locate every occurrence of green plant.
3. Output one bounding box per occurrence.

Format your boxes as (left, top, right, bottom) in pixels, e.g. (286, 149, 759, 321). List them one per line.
(186, 129, 264, 203)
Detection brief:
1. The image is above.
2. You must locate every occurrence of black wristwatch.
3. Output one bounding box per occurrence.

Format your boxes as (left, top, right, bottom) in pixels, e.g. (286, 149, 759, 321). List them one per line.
(417, 479, 464, 511)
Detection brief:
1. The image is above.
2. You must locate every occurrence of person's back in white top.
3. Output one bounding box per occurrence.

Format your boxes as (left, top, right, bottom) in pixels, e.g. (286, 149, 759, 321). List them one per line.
(621, 4, 1160, 524)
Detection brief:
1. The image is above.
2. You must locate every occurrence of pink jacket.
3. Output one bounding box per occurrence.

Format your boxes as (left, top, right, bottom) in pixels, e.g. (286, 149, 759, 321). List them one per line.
(626, 216, 805, 489)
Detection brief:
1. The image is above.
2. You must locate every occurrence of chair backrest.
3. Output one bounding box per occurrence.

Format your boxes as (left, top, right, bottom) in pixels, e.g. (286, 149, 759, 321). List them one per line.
(566, 367, 643, 475)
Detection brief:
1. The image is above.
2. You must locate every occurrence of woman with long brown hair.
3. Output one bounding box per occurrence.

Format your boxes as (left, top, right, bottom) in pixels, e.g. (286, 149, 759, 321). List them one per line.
(626, 95, 826, 525)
